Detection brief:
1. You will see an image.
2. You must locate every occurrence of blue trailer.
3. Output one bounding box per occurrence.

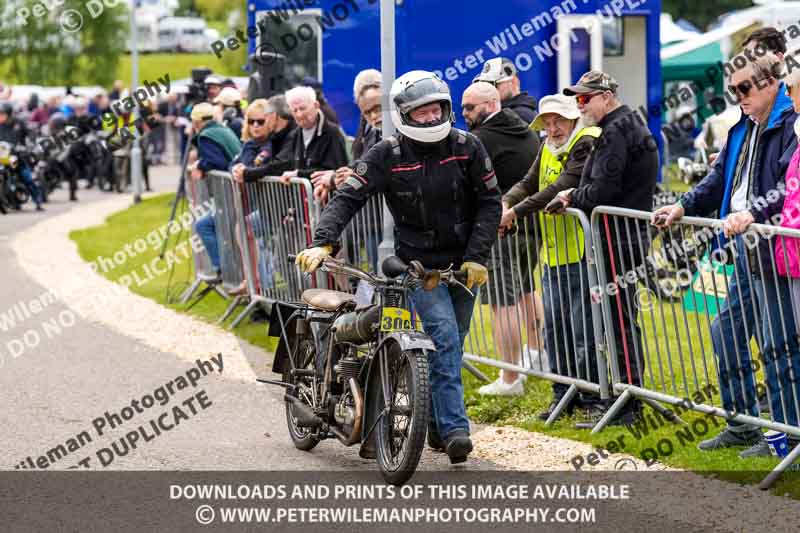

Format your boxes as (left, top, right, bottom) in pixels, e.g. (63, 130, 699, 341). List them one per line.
(245, 0, 662, 145)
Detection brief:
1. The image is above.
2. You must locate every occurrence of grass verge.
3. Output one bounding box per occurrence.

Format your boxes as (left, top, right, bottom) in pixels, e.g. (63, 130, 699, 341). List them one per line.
(70, 193, 276, 353)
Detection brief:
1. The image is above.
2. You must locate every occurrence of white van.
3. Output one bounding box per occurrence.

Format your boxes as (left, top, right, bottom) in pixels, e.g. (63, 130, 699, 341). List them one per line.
(157, 17, 214, 53)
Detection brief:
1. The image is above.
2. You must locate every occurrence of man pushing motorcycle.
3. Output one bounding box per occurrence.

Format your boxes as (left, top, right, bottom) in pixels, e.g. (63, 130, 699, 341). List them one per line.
(295, 70, 501, 464)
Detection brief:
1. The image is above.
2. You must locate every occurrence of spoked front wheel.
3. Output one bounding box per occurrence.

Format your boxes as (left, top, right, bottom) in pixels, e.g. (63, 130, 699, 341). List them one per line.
(375, 344, 430, 485)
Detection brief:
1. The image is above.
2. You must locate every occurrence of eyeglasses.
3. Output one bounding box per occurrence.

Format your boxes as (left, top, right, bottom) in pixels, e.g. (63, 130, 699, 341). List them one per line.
(575, 92, 603, 106)
(462, 101, 489, 112)
(363, 105, 382, 118)
(247, 118, 266, 126)
(728, 81, 753, 98)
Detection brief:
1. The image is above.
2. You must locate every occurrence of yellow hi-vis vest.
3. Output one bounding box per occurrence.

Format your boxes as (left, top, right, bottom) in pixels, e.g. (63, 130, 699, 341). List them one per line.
(538, 126, 601, 267)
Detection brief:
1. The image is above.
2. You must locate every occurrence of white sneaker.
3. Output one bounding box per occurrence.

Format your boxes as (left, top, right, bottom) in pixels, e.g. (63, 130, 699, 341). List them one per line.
(523, 344, 550, 373)
(478, 376, 524, 396)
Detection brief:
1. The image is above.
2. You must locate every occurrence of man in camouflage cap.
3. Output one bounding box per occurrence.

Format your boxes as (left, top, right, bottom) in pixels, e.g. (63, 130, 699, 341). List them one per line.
(551, 69, 659, 427)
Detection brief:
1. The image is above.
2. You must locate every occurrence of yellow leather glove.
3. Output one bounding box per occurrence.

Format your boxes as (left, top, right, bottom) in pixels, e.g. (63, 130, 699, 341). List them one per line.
(461, 261, 488, 289)
(295, 245, 333, 273)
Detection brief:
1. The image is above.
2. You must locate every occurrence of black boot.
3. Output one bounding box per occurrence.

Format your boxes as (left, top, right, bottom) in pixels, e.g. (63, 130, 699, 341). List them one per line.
(538, 397, 579, 421)
(444, 430, 473, 464)
(358, 435, 376, 460)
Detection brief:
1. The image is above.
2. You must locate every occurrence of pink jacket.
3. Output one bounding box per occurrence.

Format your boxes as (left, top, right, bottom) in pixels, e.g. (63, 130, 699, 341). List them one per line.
(777, 145, 800, 277)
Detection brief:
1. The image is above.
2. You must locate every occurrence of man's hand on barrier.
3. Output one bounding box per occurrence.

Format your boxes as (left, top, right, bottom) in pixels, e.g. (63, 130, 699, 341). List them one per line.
(296, 245, 333, 273)
(551, 189, 573, 213)
(723, 211, 755, 237)
(310, 169, 334, 188)
(190, 166, 204, 181)
(280, 170, 298, 185)
(232, 163, 245, 183)
(500, 206, 517, 232)
(461, 262, 488, 289)
(334, 166, 353, 188)
(314, 182, 330, 204)
(651, 204, 684, 229)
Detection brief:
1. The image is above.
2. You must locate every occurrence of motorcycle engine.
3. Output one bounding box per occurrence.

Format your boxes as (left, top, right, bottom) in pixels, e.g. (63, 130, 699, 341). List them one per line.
(333, 392, 356, 429)
(332, 356, 363, 432)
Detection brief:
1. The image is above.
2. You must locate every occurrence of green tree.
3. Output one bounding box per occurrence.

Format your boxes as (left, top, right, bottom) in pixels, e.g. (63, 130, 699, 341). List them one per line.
(0, 0, 127, 86)
(195, 0, 229, 21)
(663, 0, 755, 31)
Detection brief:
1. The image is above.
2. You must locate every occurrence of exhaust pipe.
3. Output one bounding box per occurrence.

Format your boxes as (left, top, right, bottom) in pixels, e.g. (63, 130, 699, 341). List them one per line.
(284, 394, 323, 428)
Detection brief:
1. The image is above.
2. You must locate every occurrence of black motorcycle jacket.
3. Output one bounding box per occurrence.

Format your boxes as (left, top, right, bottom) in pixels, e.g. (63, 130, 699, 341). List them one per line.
(311, 128, 502, 269)
(0, 118, 29, 146)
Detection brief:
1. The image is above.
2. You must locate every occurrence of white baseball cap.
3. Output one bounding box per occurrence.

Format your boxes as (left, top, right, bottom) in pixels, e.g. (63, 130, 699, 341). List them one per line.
(473, 57, 517, 84)
(530, 94, 580, 131)
(190, 102, 214, 121)
(213, 86, 241, 106)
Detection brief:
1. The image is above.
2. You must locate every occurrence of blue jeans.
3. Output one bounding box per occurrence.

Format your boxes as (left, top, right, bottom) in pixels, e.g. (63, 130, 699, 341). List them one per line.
(195, 212, 220, 270)
(19, 165, 42, 206)
(246, 210, 274, 289)
(542, 260, 598, 404)
(408, 283, 475, 440)
(711, 237, 800, 429)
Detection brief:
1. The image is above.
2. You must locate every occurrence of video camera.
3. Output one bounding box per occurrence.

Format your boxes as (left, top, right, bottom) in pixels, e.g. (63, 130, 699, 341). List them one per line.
(247, 50, 287, 102)
(187, 67, 212, 106)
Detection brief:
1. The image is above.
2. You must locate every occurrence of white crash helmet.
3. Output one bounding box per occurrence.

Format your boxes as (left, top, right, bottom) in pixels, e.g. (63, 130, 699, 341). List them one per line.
(389, 70, 453, 143)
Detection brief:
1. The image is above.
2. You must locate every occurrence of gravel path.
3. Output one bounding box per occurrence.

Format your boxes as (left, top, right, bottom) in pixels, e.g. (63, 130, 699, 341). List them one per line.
(4, 181, 800, 532)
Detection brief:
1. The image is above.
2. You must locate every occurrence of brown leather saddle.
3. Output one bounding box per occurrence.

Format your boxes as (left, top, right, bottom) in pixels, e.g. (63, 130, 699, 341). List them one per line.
(300, 288, 356, 311)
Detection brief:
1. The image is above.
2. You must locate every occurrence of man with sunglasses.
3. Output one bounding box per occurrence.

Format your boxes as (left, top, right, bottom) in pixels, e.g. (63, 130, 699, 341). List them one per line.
(473, 57, 537, 126)
(461, 81, 543, 396)
(552, 70, 659, 427)
(653, 52, 800, 458)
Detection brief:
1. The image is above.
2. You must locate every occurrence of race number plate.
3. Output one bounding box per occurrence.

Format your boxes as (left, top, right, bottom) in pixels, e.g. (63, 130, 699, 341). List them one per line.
(380, 307, 412, 332)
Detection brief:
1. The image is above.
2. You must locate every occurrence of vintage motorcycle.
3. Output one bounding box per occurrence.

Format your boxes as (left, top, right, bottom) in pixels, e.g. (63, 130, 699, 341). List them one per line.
(264, 254, 467, 485)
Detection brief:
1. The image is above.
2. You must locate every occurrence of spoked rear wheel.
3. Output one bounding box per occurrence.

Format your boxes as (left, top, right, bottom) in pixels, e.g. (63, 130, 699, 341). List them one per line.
(283, 337, 321, 451)
(375, 344, 430, 485)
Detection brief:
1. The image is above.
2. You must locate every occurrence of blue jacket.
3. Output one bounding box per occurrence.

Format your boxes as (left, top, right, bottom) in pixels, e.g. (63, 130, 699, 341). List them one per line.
(232, 138, 272, 169)
(681, 84, 797, 224)
(196, 137, 231, 172)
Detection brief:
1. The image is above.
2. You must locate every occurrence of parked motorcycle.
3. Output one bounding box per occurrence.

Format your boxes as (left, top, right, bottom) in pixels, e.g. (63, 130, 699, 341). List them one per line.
(110, 134, 149, 193)
(0, 141, 30, 212)
(677, 147, 710, 186)
(84, 130, 114, 191)
(265, 255, 467, 485)
(645, 183, 711, 301)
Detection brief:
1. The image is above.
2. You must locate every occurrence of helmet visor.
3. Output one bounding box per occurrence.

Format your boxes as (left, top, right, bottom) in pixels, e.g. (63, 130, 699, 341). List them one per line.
(393, 76, 450, 115)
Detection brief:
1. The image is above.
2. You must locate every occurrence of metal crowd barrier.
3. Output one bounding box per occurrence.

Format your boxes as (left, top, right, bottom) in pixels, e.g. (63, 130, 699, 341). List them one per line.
(226, 174, 319, 328)
(339, 194, 384, 274)
(591, 206, 800, 489)
(179, 170, 227, 305)
(460, 208, 610, 424)
(206, 171, 249, 323)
